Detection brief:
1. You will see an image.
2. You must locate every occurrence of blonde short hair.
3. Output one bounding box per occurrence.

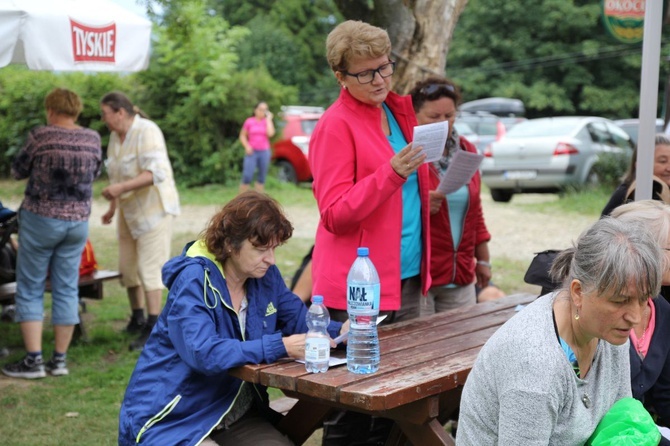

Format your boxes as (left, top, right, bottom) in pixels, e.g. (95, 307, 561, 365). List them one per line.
(44, 88, 83, 119)
(326, 20, 391, 72)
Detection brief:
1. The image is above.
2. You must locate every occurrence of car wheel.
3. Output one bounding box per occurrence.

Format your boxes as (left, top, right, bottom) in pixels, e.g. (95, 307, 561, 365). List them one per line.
(276, 160, 298, 184)
(585, 169, 599, 188)
(491, 189, 513, 203)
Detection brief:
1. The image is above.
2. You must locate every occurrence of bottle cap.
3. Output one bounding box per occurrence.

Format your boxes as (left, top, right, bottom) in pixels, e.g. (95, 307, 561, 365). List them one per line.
(311, 295, 324, 304)
(357, 247, 369, 256)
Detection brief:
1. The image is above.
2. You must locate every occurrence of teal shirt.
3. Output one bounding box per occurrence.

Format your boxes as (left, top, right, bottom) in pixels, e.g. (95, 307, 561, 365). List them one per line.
(383, 103, 421, 279)
(447, 185, 469, 250)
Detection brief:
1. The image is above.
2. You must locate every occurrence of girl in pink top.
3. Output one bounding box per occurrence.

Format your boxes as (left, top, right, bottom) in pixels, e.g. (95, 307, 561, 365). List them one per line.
(239, 101, 275, 193)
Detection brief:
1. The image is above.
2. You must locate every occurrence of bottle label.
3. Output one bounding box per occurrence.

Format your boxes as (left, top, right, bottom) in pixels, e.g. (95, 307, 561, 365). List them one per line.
(305, 337, 330, 362)
(347, 283, 380, 312)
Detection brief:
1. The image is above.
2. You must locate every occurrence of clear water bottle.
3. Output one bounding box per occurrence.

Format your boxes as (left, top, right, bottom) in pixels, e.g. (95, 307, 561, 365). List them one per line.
(305, 295, 331, 373)
(346, 247, 380, 374)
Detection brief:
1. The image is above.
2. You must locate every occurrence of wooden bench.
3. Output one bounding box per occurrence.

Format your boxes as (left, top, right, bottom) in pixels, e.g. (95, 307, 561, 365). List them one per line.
(0, 269, 121, 339)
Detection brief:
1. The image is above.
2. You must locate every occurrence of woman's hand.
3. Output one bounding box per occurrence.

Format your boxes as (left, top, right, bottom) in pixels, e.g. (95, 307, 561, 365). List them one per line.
(283, 333, 307, 360)
(429, 190, 445, 214)
(475, 262, 492, 288)
(101, 207, 114, 225)
(102, 183, 124, 201)
(391, 143, 426, 179)
(338, 319, 351, 344)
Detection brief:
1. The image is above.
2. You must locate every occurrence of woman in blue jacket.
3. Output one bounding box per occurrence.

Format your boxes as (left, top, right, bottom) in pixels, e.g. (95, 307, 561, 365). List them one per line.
(118, 192, 345, 445)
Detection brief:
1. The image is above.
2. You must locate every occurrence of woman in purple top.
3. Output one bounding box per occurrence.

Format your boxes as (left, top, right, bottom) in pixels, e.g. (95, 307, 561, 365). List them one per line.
(239, 101, 275, 193)
(2, 88, 102, 380)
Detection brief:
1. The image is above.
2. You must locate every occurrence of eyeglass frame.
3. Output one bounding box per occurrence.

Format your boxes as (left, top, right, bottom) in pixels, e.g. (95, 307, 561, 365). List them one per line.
(340, 61, 396, 84)
(419, 83, 456, 97)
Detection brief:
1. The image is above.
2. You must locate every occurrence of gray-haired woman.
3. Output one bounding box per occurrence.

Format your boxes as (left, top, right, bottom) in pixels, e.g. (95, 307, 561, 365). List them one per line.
(457, 217, 662, 445)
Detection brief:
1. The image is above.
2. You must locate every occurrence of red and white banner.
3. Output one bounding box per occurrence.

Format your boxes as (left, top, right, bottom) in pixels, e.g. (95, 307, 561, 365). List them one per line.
(0, 0, 151, 72)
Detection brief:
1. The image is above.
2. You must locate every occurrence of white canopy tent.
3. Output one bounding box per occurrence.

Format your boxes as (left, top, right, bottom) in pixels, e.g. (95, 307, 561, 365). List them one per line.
(0, 0, 151, 72)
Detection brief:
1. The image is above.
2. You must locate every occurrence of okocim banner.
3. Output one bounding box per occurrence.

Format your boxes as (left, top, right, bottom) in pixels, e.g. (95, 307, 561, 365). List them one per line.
(601, 0, 646, 43)
(0, 0, 151, 72)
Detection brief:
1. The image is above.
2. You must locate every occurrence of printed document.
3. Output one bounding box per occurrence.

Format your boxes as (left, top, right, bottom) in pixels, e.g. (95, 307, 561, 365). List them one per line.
(413, 121, 449, 163)
(437, 150, 484, 195)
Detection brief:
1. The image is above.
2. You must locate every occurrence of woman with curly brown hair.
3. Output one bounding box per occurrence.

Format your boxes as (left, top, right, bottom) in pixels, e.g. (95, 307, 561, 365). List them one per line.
(119, 191, 346, 446)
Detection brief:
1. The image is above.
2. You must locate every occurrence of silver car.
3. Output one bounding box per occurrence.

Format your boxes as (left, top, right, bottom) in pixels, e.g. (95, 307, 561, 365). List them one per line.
(480, 117, 634, 202)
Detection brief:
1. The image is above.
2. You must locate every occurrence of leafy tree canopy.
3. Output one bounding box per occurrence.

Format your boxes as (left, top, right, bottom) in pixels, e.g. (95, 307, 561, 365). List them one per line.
(137, 0, 297, 186)
(448, 0, 670, 119)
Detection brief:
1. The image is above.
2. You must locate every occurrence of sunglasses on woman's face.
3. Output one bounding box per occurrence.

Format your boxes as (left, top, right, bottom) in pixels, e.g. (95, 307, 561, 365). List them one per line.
(420, 83, 456, 97)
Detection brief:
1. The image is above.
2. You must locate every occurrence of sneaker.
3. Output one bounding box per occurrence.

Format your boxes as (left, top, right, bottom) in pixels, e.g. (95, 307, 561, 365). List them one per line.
(125, 317, 146, 334)
(2, 356, 46, 379)
(129, 325, 153, 352)
(45, 358, 69, 376)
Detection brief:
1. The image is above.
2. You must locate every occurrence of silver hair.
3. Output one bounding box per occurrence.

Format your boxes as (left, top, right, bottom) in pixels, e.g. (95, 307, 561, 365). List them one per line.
(550, 217, 662, 301)
(656, 133, 670, 146)
(610, 200, 670, 275)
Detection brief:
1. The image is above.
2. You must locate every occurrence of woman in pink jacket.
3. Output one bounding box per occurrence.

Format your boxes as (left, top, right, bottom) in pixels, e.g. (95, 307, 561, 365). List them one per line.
(308, 20, 432, 324)
(410, 77, 492, 313)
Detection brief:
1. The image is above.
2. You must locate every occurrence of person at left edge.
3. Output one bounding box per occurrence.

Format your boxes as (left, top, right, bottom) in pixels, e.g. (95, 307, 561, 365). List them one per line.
(118, 192, 346, 446)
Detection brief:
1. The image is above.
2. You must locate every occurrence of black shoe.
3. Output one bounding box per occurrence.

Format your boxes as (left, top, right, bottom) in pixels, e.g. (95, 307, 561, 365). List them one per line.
(125, 317, 146, 334)
(2, 355, 46, 379)
(129, 325, 153, 352)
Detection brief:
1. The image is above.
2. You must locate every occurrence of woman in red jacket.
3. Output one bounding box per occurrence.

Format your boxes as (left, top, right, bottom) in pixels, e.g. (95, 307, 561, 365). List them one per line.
(410, 77, 492, 314)
(308, 21, 432, 323)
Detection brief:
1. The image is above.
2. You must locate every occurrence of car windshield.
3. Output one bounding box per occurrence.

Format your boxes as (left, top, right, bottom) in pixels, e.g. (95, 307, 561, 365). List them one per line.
(506, 118, 581, 138)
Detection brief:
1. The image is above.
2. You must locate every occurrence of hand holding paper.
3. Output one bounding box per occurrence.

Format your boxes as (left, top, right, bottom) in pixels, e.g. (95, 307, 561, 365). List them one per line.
(412, 121, 450, 163)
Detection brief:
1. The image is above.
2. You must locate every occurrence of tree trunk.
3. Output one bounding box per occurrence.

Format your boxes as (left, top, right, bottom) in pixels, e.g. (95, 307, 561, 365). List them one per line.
(334, 0, 469, 94)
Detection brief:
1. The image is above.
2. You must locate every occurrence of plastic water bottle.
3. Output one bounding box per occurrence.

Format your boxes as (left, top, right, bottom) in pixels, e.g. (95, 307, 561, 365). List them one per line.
(346, 247, 380, 374)
(305, 295, 331, 373)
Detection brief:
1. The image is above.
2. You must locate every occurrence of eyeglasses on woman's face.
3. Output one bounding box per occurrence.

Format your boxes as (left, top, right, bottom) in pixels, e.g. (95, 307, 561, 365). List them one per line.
(341, 61, 396, 84)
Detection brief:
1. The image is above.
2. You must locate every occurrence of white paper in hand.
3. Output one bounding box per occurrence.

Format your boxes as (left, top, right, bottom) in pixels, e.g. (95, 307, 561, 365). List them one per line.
(413, 121, 449, 163)
(436, 150, 484, 195)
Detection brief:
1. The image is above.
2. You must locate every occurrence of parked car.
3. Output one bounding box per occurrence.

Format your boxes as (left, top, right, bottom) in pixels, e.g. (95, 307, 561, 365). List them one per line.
(614, 118, 664, 145)
(458, 111, 507, 153)
(271, 105, 324, 183)
(453, 121, 480, 147)
(481, 116, 634, 203)
(460, 97, 526, 117)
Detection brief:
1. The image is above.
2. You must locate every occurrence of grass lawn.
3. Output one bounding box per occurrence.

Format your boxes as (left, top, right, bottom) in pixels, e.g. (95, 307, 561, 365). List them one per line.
(0, 178, 606, 444)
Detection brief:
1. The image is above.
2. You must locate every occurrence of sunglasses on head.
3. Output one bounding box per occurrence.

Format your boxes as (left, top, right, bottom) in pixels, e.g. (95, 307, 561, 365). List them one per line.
(420, 83, 456, 97)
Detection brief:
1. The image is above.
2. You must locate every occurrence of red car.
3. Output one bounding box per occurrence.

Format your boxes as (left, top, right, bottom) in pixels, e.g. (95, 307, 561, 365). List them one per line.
(272, 106, 324, 183)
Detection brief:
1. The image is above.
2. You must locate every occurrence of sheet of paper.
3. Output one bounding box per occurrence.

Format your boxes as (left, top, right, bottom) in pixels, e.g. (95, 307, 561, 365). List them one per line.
(295, 352, 347, 367)
(412, 121, 449, 163)
(436, 150, 484, 195)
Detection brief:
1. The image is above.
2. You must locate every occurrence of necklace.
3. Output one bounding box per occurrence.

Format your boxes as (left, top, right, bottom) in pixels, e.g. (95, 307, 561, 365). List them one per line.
(637, 325, 648, 354)
(635, 303, 651, 355)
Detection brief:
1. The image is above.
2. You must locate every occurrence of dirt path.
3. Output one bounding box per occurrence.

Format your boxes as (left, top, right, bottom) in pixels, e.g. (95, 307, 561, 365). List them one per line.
(5, 191, 595, 292)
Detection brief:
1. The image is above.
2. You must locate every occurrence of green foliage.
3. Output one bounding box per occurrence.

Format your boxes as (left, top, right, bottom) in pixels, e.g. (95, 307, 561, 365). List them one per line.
(0, 67, 134, 176)
(209, 0, 342, 105)
(592, 151, 631, 189)
(448, 0, 670, 119)
(135, 0, 297, 186)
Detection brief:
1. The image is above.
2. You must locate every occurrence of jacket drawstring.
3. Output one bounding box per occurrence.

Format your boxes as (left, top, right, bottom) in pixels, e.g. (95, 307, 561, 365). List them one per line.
(203, 268, 224, 309)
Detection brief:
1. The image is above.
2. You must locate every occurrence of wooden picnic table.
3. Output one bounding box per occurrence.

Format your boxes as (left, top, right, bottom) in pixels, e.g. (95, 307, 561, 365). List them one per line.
(230, 292, 536, 446)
